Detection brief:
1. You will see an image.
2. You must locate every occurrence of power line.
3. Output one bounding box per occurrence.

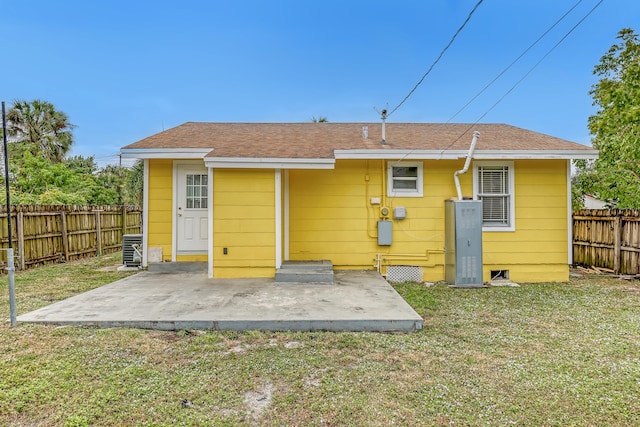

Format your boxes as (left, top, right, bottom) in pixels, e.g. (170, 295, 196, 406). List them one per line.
(387, 0, 485, 117)
(473, 0, 605, 126)
(445, 0, 586, 123)
(438, 0, 605, 154)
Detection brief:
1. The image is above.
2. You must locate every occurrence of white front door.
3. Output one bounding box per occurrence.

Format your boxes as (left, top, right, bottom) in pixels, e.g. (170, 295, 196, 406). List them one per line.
(176, 165, 208, 253)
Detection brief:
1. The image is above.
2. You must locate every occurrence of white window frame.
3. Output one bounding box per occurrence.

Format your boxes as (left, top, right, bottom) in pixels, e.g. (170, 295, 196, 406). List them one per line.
(387, 161, 423, 198)
(473, 160, 515, 232)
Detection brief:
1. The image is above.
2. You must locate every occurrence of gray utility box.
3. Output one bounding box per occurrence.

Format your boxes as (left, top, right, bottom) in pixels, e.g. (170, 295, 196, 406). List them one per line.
(378, 220, 392, 245)
(444, 200, 484, 287)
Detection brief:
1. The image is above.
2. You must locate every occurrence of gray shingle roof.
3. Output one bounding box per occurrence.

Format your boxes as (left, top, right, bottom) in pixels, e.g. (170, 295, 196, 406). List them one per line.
(122, 122, 594, 159)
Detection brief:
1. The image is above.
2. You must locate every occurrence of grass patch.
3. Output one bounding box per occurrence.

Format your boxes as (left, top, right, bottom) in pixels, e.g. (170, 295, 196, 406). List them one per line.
(1, 257, 639, 425)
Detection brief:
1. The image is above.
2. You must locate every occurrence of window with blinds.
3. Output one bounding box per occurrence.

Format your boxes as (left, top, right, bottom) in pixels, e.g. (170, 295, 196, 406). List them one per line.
(477, 165, 512, 228)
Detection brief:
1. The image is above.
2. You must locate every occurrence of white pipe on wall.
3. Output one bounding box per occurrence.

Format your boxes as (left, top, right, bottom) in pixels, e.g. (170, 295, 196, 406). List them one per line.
(454, 131, 480, 200)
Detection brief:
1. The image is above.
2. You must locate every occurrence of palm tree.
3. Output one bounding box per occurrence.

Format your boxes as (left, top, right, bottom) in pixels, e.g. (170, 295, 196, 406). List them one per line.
(6, 99, 74, 162)
(126, 159, 144, 206)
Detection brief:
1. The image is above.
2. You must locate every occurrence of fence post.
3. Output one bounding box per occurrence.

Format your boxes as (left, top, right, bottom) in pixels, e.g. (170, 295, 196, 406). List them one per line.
(121, 205, 127, 236)
(95, 210, 103, 255)
(613, 215, 621, 274)
(60, 211, 69, 261)
(16, 211, 25, 271)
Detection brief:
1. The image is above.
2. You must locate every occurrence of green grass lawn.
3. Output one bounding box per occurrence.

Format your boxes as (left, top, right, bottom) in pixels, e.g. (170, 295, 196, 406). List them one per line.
(1, 254, 639, 426)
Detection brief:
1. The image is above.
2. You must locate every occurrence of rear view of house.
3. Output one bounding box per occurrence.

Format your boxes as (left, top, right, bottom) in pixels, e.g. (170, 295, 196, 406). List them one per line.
(121, 122, 597, 283)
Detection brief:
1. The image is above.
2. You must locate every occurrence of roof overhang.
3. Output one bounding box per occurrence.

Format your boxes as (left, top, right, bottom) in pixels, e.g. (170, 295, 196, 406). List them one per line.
(121, 148, 598, 163)
(334, 149, 599, 160)
(120, 148, 212, 159)
(204, 157, 336, 169)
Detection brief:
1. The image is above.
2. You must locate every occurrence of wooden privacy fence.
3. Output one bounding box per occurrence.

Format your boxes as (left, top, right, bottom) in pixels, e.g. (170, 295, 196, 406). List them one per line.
(573, 209, 640, 275)
(0, 205, 142, 270)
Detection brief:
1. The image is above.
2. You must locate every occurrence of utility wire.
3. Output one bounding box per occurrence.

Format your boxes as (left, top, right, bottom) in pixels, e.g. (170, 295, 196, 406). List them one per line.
(438, 0, 605, 154)
(445, 0, 585, 123)
(387, 0, 485, 117)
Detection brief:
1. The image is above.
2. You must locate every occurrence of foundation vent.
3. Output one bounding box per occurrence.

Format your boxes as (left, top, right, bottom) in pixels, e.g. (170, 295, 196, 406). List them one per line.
(386, 265, 423, 283)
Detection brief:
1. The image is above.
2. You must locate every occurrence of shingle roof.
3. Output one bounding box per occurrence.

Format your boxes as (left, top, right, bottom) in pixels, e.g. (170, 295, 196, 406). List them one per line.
(122, 122, 594, 159)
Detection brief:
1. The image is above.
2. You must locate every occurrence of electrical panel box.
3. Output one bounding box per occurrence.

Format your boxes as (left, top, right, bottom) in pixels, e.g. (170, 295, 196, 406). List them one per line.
(378, 220, 392, 245)
(444, 200, 484, 287)
(394, 206, 407, 220)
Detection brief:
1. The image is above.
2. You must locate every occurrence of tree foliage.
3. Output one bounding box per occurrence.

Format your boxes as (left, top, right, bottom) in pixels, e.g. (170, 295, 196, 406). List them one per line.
(6, 99, 75, 162)
(574, 28, 640, 209)
(0, 99, 140, 206)
(1, 153, 132, 205)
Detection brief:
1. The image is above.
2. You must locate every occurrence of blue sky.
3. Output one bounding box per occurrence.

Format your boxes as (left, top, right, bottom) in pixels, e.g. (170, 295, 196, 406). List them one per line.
(2, 0, 637, 166)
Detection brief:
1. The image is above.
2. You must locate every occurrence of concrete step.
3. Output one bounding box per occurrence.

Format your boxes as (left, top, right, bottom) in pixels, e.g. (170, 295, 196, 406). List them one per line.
(275, 268, 334, 284)
(148, 262, 207, 273)
(280, 260, 333, 270)
(276, 260, 334, 284)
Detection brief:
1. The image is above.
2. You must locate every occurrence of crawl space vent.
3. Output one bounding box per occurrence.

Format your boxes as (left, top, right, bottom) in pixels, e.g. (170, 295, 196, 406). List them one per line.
(386, 265, 423, 283)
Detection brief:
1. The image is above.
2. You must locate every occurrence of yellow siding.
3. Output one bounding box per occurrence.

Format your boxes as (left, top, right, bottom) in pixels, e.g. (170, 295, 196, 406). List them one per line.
(288, 158, 570, 282)
(147, 159, 173, 261)
(289, 159, 467, 282)
(145, 157, 570, 282)
(213, 169, 276, 278)
(482, 159, 569, 282)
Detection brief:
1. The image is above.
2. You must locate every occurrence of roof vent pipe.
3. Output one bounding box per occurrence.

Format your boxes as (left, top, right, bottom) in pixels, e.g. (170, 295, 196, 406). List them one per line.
(454, 131, 480, 200)
(380, 109, 387, 145)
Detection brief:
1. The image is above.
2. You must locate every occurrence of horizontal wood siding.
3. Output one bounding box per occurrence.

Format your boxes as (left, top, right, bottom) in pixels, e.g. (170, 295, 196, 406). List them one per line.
(483, 159, 569, 282)
(290, 160, 379, 269)
(289, 160, 466, 281)
(147, 159, 173, 260)
(213, 169, 275, 278)
(289, 159, 570, 282)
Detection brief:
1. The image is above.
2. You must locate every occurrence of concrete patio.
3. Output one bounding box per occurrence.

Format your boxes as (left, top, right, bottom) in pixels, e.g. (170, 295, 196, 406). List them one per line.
(17, 270, 424, 332)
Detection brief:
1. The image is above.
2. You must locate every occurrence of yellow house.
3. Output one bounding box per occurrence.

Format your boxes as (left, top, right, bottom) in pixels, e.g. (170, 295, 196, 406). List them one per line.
(121, 122, 597, 283)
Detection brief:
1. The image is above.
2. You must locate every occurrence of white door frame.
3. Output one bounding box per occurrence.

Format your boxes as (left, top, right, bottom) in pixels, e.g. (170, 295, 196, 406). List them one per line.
(284, 170, 290, 261)
(142, 159, 150, 267)
(172, 160, 209, 261)
(207, 166, 214, 278)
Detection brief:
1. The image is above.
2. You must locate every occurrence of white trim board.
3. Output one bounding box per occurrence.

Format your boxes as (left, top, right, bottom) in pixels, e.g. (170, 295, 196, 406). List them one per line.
(275, 170, 282, 269)
(335, 149, 598, 160)
(142, 159, 149, 267)
(204, 158, 335, 169)
(123, 148, 597, 162)
(284, 170, 290, 261)
(121, 148, 212, 159)
(567, 160, 573, 265)
(208, 167, 214, 278)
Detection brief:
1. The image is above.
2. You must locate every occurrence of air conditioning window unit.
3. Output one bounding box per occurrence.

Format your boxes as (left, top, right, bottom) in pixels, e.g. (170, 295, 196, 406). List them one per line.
(122, 234, 143, 267)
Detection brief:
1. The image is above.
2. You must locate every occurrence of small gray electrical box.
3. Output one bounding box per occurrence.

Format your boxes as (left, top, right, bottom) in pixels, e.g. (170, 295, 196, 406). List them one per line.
(394, 206, 407, 220)
(378, 220, 392, 245)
